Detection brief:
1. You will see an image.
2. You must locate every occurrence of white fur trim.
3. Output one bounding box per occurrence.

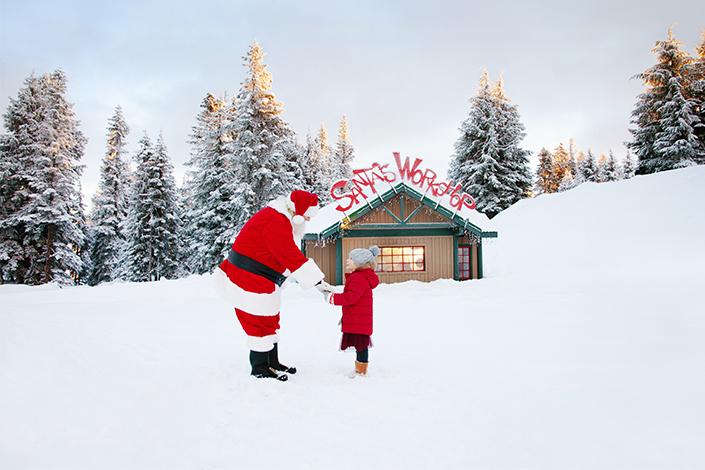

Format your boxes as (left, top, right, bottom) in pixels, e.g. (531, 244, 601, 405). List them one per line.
(290, 258, 324, 289)
(212, 268, 281, 316)
(292, 214, 305, 225)
(267, 197, 293, 221)
(304, 205, 319, 218)
(248, 334, 279, 352)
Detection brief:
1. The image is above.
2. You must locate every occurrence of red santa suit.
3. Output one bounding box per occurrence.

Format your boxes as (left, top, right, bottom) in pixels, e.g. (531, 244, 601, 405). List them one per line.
(214, 191, 324, 352)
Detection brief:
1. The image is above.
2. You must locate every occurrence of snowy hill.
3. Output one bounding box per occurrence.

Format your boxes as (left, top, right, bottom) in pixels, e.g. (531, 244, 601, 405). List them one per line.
(2, 168, 705, 470)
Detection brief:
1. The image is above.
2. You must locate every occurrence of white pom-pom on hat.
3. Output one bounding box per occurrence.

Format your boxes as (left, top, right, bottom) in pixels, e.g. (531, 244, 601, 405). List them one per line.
(292, 214, 306, 225)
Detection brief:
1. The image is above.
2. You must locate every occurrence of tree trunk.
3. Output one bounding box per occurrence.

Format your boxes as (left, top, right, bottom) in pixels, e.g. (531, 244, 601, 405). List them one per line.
(44, 224, 55, 283)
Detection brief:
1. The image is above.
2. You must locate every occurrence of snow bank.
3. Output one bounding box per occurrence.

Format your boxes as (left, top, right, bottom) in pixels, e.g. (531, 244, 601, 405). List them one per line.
(486, 166, 705, 281)
(2, 167, 704, 469)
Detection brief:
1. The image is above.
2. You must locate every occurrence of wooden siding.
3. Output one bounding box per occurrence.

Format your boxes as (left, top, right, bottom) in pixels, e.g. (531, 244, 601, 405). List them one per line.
(403, 197, 451, 223)
(343, 236, 453, 284)
(353, 196, 400, 224)
(350, 193, 452, 226)
(304, 241, 337, 281)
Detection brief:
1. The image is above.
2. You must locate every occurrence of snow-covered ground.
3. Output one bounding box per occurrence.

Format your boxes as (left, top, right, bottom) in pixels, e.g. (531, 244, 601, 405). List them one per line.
(2, 167, 705, 470)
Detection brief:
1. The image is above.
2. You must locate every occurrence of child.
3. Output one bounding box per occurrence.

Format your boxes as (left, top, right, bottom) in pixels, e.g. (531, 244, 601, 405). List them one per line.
(325, 246, 380, 376)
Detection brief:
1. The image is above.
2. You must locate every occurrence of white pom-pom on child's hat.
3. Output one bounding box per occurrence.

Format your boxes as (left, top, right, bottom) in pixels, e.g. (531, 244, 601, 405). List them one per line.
(350, 245, 380, 266)
(286, 190, 320, 225)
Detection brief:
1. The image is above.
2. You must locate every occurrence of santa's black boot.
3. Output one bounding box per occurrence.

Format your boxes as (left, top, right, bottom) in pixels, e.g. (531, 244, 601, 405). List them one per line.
(268, 343, 297, 374)
(249, 350, 288, 381)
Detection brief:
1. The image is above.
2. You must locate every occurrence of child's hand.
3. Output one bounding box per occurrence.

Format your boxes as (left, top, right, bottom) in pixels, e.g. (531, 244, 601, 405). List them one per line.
(324, 292, 335, 305)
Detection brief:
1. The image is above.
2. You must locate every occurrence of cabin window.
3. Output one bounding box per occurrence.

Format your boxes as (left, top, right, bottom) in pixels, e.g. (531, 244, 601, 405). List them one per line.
(376, 246, 425, 273)
(458, 245, 472, 280)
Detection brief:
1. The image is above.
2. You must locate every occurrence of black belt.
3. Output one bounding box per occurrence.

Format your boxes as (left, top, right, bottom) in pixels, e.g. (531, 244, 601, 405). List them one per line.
(227, 250, 287, 287)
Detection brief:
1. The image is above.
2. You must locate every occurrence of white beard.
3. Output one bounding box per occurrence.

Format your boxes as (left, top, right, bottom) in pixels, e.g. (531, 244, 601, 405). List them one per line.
(293, 220, 306, 247)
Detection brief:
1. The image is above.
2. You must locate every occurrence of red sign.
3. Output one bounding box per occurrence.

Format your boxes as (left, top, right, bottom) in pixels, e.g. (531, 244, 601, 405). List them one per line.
(330, 152, 476, 213)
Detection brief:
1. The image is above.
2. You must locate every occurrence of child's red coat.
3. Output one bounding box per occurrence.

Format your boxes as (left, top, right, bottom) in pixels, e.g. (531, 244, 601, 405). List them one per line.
(331, 268, 380, 335)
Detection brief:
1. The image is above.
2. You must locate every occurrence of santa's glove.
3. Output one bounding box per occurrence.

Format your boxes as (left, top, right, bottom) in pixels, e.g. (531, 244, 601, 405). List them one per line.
(324, 292, 336, 305)
(315, 280, 334, 293)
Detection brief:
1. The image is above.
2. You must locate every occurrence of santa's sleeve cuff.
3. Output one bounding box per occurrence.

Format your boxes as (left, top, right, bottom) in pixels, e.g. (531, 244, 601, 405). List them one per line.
(290, 258, 324, 289)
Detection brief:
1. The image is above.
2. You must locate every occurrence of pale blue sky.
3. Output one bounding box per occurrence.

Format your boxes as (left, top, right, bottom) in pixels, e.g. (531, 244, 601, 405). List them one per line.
(1, 0, 704, 198)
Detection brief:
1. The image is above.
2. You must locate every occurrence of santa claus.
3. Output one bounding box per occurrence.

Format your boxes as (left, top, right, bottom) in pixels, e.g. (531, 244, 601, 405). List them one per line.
(214, 190, 332, 381)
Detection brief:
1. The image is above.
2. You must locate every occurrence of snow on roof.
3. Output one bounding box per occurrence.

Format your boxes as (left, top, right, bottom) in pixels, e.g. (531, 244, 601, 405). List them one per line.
(305, 163, 495, 237)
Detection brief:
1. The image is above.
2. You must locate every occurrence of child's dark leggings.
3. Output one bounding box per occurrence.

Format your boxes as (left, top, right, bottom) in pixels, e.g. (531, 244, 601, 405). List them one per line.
(356, 348, 369, 363)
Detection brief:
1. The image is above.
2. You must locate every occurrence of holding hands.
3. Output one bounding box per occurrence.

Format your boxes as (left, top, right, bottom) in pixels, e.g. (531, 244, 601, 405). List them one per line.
(315, 280, 335, 294)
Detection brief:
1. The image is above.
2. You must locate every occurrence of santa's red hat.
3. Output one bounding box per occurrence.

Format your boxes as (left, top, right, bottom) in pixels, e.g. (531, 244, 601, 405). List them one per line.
(286, 190, 319, 225)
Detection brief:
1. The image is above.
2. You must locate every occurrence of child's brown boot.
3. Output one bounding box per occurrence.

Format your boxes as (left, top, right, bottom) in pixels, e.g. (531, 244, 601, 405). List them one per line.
(355, 361, 368, 376)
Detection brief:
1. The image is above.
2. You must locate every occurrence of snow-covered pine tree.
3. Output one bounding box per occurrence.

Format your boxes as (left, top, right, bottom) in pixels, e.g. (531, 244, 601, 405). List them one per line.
(0, 71, 87, 285)
(182, 93, 240, 274)
(73, 181, 92, 284)
(534, 147, 554, 194)
(686, 31, 705, 163)
(622, 152, 636, 179)
(282, 140, 306, 194)
(491, 78, 533, 201)
(0, 80, 36, 283)
(311, 124, 334, 203)
(87, 106, 131, 285)
(568, 139, 579, 178)
(227, 42, 300, 231)
(573, 151, 587, 185)
(578, 149, 599, 183)
(449, 72, 531, 218)
(300, 132, 320, 194)
(332, 115, 355, 184)
(120, 133, 181, 282)
(557, 172, 577, 192)
(596, 154, 609, 182)
(551, 143, 571, 192)
(629, 29, 701, 174)
(602, 150, 620, 182)
(557, 146, 578, 192)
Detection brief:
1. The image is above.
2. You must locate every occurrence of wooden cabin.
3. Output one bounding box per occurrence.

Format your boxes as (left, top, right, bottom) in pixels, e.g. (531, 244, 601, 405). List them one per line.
(302, 182, 497, 285)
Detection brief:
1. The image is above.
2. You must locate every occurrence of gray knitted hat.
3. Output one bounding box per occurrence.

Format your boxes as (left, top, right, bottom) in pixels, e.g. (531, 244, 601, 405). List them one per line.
(349, 245, 380, 266)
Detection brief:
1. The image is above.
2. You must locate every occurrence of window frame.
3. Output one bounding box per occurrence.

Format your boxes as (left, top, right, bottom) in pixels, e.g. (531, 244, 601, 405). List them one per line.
(375, 245, 427, 273)
(458, 244, 472, 280)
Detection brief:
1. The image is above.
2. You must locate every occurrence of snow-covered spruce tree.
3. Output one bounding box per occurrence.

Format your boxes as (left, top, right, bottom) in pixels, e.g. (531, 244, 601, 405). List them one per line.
(573, 151, 586, 185)
(551, 143, 572, 192)
(73, 181, 92, 284)
(0, 71, 87, 285)
(182, 93, 240, 274)
(281, 138, 306, 194)
(579, 149, 599, 183)
(686, 31, 705, 162)
(629, 29, 701, 174)
(120, 133, 181, 282)
(227, 42, 300, 231)
(311, 124, 334, 203)
(87, 106, 131, 285)
(534, 147, 554, 195)
(567, 139, 579, 178)
(622, 152, 636, 179)
(491, 78, 533, 200)
(300, 132, 320, 193)
(332, 115, 355, 184)
(602, 150, 620, 182)
(557, 172, 577, 192)
(449, 72, 532, 218)
(0, 84, 33, 283)
(596, 154, 608, 182)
